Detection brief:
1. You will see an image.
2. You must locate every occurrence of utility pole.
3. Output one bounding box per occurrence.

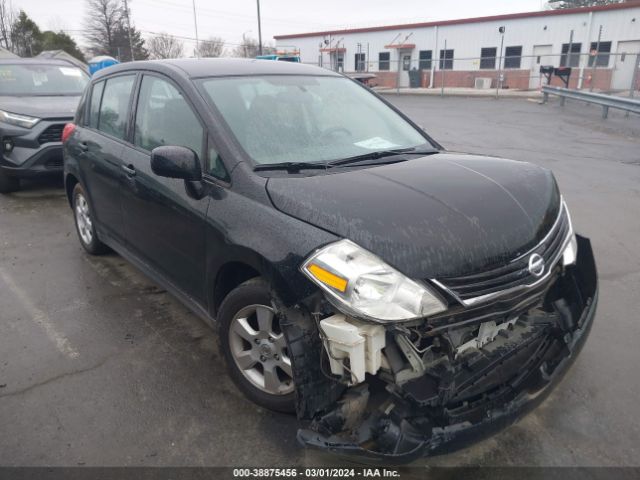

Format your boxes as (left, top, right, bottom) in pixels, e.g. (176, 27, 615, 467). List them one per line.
(256, 0, 263, 56)
(566, 29, 574, 68)
(123, 0, 135, 61)
(192, 0, 200, 57)
(496, 26, 505, 99)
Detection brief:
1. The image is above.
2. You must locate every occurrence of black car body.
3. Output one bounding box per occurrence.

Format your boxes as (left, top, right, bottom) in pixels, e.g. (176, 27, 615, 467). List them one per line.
(0, 59, 89, 193)
(63, 59, 598, 463)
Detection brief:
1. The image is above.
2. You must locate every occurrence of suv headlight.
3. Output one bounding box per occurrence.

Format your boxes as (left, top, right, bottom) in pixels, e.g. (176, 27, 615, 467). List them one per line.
(301, 239, 446, 323)
(0, 110, 40, 129)
(562, 200, 578, 266)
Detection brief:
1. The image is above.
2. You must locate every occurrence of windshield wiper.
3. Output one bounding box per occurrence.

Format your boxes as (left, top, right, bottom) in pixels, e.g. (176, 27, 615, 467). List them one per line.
(327, 146, 438, 167)
(253, 161, 327, 173)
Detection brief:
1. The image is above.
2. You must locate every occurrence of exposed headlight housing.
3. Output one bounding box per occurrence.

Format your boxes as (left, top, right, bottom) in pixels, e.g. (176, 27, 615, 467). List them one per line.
(0, 109, 40, 129)
(301, 239, 446, 323)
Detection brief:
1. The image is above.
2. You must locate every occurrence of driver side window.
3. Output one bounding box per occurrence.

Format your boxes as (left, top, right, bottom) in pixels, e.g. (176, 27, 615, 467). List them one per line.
(134, 75, 204, 160)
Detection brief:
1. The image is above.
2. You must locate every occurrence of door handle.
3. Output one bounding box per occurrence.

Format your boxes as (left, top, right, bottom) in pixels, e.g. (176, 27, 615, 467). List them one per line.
(78, 142, 88, 152)
(122, 164, 136, 177)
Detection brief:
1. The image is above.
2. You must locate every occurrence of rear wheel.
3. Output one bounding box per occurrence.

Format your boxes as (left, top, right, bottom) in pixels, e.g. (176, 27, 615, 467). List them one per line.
(0, 170, 19, 194)
(218, 278, 296, 413)
(72, 183, 109, 255)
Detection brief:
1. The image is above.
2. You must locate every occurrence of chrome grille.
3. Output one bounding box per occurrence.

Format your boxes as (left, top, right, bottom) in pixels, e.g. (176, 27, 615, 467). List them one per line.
(435, 203, 571, 306)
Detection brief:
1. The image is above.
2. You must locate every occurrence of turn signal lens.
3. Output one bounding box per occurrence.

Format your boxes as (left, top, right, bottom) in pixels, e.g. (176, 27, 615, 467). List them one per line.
(307, 263, 348, 292)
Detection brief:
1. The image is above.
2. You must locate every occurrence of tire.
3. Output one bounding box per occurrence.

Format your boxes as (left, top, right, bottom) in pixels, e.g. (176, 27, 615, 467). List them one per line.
(218, 277, 296, 413)
(0, 169, 19, 194)
(72, 183, 109, 255)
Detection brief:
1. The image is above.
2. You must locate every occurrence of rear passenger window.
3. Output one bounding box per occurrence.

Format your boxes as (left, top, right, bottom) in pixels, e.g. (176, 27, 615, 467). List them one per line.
(134, 75, 204, 159)
(98, 75, 135, 140)
(88, 81, 104, 129)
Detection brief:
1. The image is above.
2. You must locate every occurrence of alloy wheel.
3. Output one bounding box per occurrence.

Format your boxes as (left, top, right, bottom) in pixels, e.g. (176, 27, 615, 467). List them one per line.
(228, 304, 294, 396)
(75, 193, 93, 246)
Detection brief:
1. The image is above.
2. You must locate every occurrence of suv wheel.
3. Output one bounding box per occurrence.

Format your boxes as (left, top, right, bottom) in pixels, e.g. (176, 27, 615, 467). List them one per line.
(0, 170, 20, 194)
(72, 183, 109, 255)
(218, 278, 296, 413)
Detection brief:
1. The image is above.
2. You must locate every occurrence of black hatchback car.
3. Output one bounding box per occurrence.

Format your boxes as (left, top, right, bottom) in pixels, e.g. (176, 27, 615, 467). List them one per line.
(63, 59, 597, 463)
(0, 59, 89, 193)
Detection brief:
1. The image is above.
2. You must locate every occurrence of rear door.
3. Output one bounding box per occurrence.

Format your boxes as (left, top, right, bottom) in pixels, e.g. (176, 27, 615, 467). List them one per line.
(76, 74, 136, 243)
(120, 73, 210, 303)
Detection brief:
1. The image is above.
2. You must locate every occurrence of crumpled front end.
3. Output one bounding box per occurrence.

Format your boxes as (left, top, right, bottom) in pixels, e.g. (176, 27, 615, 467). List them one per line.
(282, 235, 597, 464)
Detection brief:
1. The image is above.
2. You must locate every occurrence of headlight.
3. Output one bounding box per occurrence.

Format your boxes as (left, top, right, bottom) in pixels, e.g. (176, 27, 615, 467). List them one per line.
(562, 200, 578, 266)
(0, 110, 40, 129)
(562, 233, 577, 266)
(301, 239, 446, 323)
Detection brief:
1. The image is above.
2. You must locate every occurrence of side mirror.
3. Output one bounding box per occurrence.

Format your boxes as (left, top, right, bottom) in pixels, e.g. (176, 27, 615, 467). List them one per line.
(150, 146, 202, 181)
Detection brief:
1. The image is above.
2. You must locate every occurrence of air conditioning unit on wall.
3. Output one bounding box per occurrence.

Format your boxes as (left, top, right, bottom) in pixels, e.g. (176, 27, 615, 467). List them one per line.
(475, 77, 492, 89)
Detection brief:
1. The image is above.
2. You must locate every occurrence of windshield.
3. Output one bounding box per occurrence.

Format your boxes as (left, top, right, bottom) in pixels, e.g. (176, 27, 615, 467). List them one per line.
(198, 75, 432, 165)
(0, 64, 89, 96)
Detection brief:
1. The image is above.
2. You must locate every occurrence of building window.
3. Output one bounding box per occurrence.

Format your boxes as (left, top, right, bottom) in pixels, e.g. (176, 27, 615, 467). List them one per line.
(588, 41, 611, 67)
(560, 43, 582, 67)
(439, 49, 454, 70)
(402, 54, 411, 71)
(480, 47, 497, 69)
(355, 53, 365, 72)
(419, 50, 432, 70)
(504, 46, 523, 69)
(379, 52, 390, 71)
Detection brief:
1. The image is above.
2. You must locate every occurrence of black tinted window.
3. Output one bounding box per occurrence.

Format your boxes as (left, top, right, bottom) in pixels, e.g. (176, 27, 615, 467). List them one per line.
(98, 75, 135, 140)
(504, 46, 523, 69)
(134, 75, 203, 159)
(379, 52, 390, 71)
(89, 81, 104, 129)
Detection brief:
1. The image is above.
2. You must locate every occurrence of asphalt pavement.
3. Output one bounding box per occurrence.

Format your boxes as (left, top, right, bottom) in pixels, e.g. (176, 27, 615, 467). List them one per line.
(1, 95, 639, 467)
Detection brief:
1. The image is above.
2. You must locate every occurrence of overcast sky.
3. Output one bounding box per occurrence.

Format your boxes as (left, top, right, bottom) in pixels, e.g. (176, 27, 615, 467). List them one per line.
(12, 0, 545, 54)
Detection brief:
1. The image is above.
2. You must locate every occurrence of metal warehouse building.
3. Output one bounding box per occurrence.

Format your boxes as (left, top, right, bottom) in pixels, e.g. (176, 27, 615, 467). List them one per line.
(274, 2, 640, 91)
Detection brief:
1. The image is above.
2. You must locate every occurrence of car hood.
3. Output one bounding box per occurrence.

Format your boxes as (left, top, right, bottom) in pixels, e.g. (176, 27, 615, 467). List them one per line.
(0, 95, 79, 119)
(266, 153, 561, 279)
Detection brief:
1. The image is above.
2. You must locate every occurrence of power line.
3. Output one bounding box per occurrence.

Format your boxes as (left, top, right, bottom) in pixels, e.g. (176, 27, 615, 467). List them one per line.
(133, 0, 331, 27)
(60, 28, 257, 48)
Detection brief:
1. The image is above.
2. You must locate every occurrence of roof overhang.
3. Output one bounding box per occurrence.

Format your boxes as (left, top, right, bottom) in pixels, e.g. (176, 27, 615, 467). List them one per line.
(384, 44, 416, 50)
(274, 1, 640, 40)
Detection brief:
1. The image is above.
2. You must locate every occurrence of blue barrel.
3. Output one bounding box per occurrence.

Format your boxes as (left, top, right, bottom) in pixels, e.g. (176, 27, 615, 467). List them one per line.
(88, 56, 119, 76)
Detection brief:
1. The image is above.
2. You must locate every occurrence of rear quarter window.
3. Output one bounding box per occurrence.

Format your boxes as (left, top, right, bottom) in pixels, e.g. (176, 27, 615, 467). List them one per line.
(88, 81, 105, 129)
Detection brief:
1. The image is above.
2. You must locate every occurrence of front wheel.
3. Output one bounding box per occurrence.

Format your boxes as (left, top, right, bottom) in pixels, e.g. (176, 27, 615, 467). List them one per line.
(218, 278, 296, 413)
(72, 183, 109, 255)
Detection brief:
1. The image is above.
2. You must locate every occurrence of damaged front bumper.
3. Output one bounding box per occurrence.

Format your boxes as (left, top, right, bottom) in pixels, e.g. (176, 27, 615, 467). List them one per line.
(291, 235, 598, 464)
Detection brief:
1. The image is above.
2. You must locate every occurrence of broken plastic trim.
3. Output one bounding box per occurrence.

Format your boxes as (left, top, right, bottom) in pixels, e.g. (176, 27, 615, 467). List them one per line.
(296, 235, 598, 463)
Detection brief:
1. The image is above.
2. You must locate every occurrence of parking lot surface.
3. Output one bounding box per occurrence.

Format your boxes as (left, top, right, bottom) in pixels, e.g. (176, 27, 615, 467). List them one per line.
(1, 96, 639, 467)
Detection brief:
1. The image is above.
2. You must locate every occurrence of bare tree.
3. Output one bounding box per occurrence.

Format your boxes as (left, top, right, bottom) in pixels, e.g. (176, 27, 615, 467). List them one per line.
(84, 0, 123, 57)
(233, 34, 261, 58)
(196, 36, 224, 58)
(0, 0, 16, 51)
(147, 33, 184, 59)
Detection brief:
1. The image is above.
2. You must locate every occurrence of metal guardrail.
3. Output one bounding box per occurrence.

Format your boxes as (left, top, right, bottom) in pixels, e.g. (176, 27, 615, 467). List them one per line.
(542, 86, 640, 119)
